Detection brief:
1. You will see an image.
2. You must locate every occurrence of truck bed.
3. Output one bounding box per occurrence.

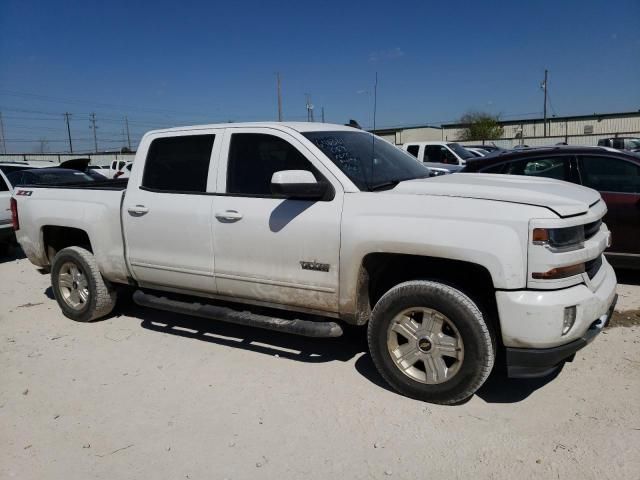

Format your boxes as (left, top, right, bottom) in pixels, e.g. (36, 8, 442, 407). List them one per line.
(13, 184, 130, 284)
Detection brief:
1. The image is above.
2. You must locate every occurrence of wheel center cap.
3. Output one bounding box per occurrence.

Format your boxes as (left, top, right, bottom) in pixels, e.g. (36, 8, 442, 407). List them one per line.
(418, 337, 433, 353)
(72, 281, 78, 289)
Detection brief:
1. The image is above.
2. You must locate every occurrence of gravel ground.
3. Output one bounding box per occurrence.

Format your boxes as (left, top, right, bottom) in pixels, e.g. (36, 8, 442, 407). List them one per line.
(1, 254, 639, 480)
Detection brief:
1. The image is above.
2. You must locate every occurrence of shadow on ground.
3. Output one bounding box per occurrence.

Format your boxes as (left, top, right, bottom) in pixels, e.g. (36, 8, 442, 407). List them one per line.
(615, 268, 640, 286)
(0, 245, 25, 264)
(111, 298, 559, 405)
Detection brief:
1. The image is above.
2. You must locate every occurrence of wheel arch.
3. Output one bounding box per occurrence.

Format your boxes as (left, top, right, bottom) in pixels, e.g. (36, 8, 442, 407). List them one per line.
(347, 253, 501, 341)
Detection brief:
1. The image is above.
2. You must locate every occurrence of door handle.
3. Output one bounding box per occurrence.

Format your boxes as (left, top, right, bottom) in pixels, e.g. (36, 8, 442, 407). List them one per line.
(127, 205, 149, 215)
(215, 210, 243, 222)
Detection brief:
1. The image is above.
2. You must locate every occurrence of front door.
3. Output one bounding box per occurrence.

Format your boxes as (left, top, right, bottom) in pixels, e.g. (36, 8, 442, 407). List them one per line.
(212, 128, 342, 313)
(122, 131, 222, 293)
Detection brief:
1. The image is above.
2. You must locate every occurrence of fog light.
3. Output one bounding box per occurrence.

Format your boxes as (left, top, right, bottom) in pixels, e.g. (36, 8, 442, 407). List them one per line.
(562, 306, 577, 335)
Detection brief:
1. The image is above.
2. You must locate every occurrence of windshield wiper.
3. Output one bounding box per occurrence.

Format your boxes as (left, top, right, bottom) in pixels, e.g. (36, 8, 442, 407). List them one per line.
(368, 180, 400, 191)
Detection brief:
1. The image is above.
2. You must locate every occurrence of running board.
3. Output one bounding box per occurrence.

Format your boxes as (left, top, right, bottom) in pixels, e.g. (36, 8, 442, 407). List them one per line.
(133, 290, 343, 338)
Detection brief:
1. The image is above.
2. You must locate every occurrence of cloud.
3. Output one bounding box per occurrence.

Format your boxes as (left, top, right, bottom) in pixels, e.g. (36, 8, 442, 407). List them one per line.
(369, 47, 405, 63)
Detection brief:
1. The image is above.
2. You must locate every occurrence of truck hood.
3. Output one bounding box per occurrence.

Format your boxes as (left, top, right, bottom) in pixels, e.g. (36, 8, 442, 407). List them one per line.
(388, 173, 600, 217)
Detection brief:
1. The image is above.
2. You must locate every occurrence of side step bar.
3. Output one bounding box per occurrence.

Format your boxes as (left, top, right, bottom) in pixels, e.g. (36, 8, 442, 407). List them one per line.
(133, 290, 343, 338)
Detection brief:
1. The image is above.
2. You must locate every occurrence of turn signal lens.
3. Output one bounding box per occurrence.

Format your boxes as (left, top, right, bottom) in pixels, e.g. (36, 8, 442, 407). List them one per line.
(532, 228, 549, 243)
(532, 263, 585, 280)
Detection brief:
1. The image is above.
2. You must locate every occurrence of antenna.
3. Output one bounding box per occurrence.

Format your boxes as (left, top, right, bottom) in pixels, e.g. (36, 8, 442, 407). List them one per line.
(125, 116, 132, 150)
(277, 73, 283, 122)
(369, 72, 378, 188)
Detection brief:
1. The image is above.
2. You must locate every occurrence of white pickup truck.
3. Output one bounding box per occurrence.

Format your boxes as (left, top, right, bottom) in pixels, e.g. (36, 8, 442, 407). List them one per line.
(11, 122, 617, 404)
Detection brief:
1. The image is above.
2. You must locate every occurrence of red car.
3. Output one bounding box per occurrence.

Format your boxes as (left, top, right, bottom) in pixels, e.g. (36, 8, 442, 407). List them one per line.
(462, 146, 640, 269)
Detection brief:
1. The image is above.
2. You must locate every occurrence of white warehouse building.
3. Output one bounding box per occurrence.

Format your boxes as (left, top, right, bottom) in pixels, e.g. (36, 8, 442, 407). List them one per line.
(374, 110, 640, 148)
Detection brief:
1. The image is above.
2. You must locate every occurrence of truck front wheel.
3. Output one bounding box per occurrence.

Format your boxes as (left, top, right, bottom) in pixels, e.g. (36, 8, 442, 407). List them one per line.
(368, 280, 494, 404)
(51, 246, 117, 322)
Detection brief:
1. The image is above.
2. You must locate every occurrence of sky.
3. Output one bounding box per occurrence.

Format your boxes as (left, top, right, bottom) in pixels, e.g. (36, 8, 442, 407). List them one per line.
(0, 0, 639, 153)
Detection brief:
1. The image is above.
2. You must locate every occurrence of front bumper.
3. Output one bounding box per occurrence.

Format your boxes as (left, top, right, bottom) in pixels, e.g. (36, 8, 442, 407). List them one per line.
(505, 294, 617, 378)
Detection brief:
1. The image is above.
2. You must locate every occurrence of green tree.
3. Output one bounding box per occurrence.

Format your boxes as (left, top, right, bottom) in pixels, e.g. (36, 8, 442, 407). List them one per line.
(458, 112, 504, 141)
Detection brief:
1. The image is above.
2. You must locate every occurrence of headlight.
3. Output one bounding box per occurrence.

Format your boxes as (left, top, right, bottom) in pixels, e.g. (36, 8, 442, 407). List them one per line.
(532, 226, 585, 251)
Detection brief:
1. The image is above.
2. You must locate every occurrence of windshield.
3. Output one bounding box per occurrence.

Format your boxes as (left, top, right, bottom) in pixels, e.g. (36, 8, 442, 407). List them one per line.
(627, 139, 640, 149)
(447, 143, 476, 160)
(303, 131, 430, 190)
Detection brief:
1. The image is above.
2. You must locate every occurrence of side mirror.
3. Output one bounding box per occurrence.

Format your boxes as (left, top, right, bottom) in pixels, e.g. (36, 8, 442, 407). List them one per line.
(270, 170, 328, 200)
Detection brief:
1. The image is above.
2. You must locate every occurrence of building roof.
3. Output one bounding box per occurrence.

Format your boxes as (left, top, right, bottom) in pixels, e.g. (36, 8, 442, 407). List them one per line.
(372, 110, 640, 134)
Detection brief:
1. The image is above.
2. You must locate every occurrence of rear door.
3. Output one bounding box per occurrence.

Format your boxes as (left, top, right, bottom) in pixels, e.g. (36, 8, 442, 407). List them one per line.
(578, 155, 640, 254)
(211, 127, 342, 313)
(122, 130, 223, 293)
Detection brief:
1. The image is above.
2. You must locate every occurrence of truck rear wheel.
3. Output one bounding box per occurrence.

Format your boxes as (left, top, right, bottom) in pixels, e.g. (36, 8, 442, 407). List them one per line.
(51, 246, 117, 322)
(367, 280, 494, 404)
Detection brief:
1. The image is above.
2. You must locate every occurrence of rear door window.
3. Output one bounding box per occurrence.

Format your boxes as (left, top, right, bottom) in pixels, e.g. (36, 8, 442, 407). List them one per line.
(142, 134, 215, 192)
(0, 175, 8, 192)
(579, 156, 640, 193)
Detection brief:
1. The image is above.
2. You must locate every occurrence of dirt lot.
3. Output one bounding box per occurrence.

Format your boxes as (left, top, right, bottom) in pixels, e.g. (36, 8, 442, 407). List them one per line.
(1, 254, 639, 480)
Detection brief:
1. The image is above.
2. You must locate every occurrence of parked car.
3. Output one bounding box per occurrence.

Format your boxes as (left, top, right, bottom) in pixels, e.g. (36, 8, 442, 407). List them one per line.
(12, 122, 616, 404)
(113, 162, 133, 179)
(597, 137, 640, 152)
(110, 160, 129, 179)
(87, 165, 111, 178)
(464, 144, 504, 153)
(403, 141, 476, 168)
(7, 168, 96, 189)
(0, 163, 32, 255)
(465, 147, 489, 157)
(462, 146, 640, 268)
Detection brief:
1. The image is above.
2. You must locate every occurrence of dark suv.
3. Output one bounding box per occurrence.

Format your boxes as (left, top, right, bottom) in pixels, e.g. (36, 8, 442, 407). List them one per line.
(597, 137, 640, 152)
(463, 146, 640, 269)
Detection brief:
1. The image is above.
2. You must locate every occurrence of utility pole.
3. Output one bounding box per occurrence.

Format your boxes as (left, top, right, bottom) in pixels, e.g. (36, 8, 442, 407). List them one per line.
(321, 106, 325, 123)
(124, 116, 132, 150)
(276, 73, 283, 122)
(305, 94, 314, 122)
(89, 112, 98, 153)
(0, 111, 6, 154)
(542, 69, 548, 137)
(63, 112, 73, 153)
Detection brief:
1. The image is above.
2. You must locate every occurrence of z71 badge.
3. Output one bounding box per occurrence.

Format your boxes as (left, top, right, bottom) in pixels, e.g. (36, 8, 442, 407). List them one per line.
(16, 190, 33, 196)
(300, 261, 330, 272)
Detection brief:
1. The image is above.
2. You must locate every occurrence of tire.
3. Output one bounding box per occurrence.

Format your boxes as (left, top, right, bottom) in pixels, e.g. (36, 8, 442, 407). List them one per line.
(51, 246, 117, 322)
(0, 242, 11, 257)
(367, 280, 494, 405)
